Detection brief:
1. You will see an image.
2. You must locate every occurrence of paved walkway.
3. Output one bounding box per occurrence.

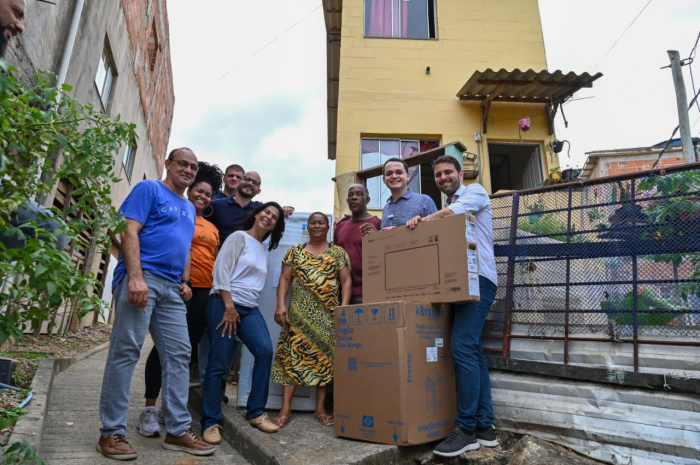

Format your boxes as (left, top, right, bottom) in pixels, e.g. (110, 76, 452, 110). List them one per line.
(39, 339, 248, 464)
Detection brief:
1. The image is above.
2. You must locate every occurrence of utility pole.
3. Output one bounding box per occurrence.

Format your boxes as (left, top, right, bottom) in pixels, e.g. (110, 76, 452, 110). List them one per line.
(667, 50, 696, 163)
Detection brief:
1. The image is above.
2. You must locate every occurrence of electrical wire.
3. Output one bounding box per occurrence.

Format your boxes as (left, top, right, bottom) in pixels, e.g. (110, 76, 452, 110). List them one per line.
(218, 5, 322, 80)
(593, 0, 653, 70)
(650, 85, 700, 169)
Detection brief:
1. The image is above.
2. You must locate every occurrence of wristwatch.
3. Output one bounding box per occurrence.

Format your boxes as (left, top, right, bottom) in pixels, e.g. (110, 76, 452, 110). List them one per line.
(181, 279, 191, 287)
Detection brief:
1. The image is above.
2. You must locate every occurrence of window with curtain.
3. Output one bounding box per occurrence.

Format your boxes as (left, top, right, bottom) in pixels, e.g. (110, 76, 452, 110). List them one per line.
(364, 0, 437, 39)
(361, 138, 440, 209)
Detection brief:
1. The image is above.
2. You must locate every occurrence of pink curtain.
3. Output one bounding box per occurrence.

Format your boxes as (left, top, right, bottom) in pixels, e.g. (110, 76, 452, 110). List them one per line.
(367, 0, 408, 38)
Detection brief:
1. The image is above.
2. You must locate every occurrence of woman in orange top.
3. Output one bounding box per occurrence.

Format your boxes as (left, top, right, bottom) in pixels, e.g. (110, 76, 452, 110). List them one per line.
(137, 161, 223, 438)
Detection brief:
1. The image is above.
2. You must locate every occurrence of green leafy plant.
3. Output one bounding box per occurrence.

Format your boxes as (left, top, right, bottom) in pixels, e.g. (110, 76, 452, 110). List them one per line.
(1, 439, 44, 465)
(638, 171, 700, 300)
(519, 212, 583, 243)
(0, 65, 134, 346)
(0, 407, 26, 429)
(601, 289, 684, 326)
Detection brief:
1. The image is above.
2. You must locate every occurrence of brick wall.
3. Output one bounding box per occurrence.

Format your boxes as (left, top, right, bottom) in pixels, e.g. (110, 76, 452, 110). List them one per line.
(121, 0, 175, 175)
(605, 156, 685, 177)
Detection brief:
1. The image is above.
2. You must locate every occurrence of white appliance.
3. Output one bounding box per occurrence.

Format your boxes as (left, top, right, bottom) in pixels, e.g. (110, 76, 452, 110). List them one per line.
(237, 212, 332, 411)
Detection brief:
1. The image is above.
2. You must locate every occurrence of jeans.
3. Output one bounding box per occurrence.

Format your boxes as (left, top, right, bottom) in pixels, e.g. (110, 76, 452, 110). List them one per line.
(99, 272, 191, 437)
(452, 276, 497, 431)
(144, 286, 210, 399)
(201, 294, 273, 429)
(198, 324, 239, 382)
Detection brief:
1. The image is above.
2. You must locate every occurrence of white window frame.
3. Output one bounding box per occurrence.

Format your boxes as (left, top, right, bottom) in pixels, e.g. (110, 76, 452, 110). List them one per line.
(122, 143, 136, 182)
(95, 40, 117, 111)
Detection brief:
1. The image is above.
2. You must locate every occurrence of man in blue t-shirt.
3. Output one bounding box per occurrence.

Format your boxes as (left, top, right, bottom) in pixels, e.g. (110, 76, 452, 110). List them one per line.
(97, 148, 215, 460)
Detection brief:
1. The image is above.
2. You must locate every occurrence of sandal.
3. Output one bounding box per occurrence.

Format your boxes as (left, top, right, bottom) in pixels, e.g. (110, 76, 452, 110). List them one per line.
(272, 416, 291, 428)
(314, 414, 334, 426)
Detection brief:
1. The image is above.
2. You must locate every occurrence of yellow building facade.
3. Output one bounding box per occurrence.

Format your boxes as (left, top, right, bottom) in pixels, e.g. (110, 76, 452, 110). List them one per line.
(324, 0, 599, 217)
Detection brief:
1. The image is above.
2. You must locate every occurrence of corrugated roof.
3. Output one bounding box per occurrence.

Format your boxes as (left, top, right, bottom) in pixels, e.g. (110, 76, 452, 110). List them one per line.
(457, 68, 602, 104)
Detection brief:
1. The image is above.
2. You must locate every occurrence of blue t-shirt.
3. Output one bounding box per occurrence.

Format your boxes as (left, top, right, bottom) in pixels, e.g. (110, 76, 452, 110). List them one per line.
(112, 180, 196, 288)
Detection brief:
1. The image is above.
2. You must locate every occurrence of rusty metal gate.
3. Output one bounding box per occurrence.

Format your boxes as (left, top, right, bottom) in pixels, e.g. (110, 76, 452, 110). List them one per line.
(487, 163, 700, 373)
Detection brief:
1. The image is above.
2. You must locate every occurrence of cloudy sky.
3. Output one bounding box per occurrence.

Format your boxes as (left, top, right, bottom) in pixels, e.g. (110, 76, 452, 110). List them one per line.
(166, 1, 700, 212)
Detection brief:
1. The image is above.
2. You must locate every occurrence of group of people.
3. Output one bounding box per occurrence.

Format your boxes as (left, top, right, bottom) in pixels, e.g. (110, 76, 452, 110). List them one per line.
(95, 148, 498, 461)
(3, 1, 497, 460)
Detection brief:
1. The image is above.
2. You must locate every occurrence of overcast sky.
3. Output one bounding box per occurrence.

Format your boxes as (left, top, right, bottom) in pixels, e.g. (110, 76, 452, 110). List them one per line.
(166, 1, 700, 212)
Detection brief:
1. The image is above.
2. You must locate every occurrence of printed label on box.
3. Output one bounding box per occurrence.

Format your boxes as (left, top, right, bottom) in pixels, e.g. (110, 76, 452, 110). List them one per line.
(426, 347, 438, 362)
(435, 337, 443, 347)
(466, 221, 477, 243)
(467, 249, 478, 273)
(468, 273, 480, 296)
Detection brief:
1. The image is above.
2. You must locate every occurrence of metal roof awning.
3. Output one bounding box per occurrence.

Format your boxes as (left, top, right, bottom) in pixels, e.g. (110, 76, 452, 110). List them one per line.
(457, 68, 602, 135)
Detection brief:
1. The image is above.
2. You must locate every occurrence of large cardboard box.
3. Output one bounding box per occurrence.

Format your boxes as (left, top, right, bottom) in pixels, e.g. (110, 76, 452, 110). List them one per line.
(363, 213, 480, 304)
(334, 301, 456, 445)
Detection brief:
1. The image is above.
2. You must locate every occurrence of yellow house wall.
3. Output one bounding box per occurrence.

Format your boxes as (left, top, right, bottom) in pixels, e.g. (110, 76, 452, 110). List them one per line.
(334, 0, 554, 214)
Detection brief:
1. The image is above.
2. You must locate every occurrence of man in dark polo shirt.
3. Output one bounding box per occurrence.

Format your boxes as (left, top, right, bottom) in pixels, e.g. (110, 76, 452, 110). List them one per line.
(209, 171, 262, 245)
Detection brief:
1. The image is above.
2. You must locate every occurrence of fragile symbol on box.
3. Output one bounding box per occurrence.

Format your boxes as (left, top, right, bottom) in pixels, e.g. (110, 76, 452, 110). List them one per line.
(339, 308, 348, 325)
(362, 415, 374, 428)
(369, 306, 381, 324)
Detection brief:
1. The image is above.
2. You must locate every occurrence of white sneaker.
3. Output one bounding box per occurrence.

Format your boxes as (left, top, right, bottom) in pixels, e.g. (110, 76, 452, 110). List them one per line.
(156, 407, 165, 425)
(137, 408, 161, 437)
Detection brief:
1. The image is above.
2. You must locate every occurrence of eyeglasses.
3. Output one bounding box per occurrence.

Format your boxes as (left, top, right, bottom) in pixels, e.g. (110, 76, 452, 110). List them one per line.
(243, 176, 261, 187)
(170, 159, 199, 172)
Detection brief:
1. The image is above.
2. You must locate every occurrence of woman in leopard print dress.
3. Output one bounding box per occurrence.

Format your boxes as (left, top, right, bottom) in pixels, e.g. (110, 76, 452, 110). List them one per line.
(271, 212, 351, 427)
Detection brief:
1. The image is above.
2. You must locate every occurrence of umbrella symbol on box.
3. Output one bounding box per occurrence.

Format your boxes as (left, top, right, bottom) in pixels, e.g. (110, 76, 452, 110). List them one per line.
(354, 308, 364, 324)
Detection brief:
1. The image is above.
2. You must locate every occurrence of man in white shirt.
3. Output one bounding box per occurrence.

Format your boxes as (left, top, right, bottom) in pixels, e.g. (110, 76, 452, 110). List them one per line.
(407, 155, 498, 457)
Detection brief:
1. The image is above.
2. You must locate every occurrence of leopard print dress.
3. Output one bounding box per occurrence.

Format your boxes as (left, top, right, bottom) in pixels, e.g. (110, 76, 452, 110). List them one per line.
(271, 244, 350, 386)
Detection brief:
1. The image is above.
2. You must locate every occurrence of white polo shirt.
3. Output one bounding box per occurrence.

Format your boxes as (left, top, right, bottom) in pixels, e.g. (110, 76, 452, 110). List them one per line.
(446, 184, 498, 287)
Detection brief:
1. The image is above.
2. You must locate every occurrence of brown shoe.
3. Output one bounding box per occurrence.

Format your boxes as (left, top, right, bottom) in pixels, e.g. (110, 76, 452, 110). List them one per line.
(162, 428, 216, 456)
(248, 413, 279, 433)
(96, 434, 137, 461)
(203, 424, 223, 445)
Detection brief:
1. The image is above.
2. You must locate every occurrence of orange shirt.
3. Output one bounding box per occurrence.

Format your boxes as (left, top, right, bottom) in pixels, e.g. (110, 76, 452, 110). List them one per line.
(189, 216, 219, 288)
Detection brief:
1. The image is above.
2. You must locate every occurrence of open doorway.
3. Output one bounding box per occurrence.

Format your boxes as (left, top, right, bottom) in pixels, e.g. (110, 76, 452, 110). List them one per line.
(488, 142, 545, 193)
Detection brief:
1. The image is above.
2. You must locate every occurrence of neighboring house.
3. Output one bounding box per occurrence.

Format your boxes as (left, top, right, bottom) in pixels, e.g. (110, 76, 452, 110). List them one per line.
(5, 0, 175, 331)
(322, 0, 601, 217)
(580, 138, 700, 180)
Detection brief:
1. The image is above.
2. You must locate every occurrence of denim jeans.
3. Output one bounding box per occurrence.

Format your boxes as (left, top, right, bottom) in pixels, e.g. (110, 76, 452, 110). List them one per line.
(452, 276, 498, 431)
(197, 324, 239, 382)
(99, 272, 192, 437)
(201, 294, 273, 429)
